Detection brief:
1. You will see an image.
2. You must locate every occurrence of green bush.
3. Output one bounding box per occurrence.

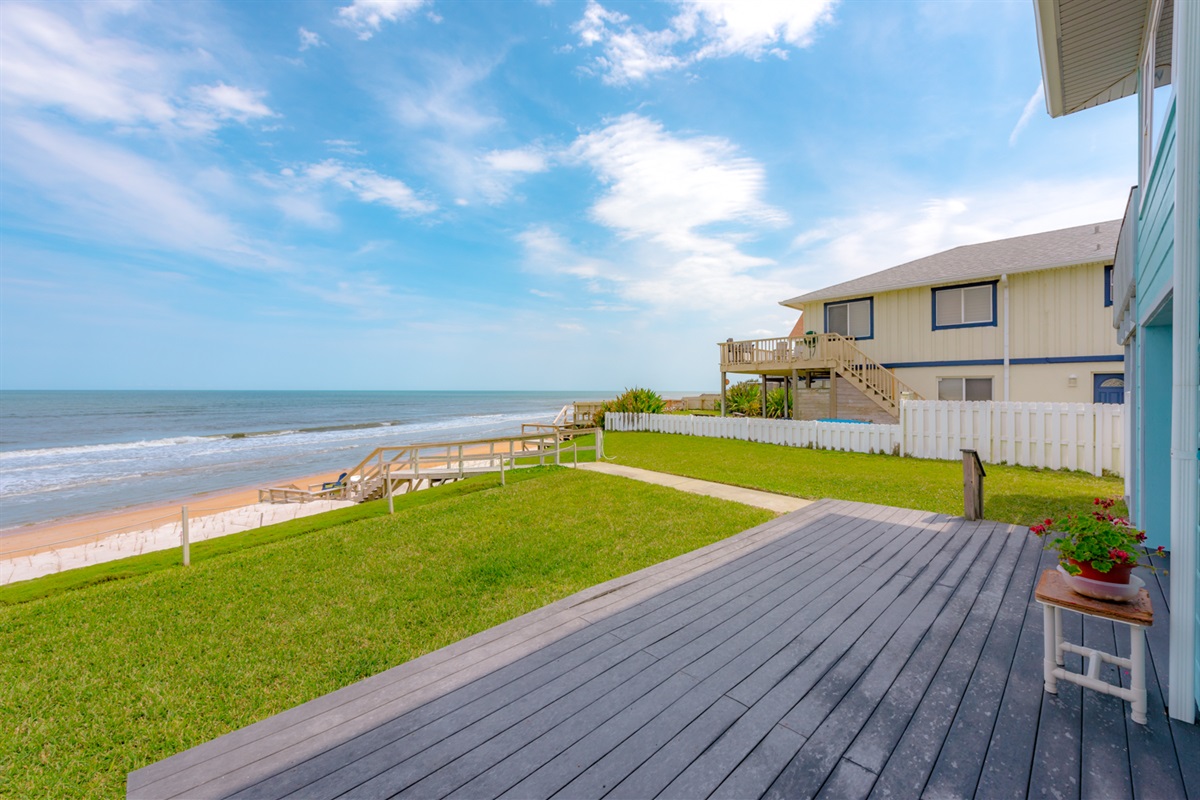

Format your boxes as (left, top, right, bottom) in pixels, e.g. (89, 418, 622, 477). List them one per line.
(596, 387, 666, 428)
(766, 386, 792, 419)
(725, 380, 761, 416)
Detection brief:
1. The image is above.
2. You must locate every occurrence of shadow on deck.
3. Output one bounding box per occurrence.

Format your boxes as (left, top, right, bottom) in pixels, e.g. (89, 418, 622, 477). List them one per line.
(128, 500, 1199, 799)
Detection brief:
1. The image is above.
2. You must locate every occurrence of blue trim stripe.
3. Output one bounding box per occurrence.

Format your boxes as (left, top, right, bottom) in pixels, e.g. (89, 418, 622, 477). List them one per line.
(881, 355, 1124, 369)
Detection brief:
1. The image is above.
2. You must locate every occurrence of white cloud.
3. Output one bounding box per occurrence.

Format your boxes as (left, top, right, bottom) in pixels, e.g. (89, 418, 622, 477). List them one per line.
(193, 83, 276, 123)
(574, 0, 837, 84)
(325, 138, 366, 155)
(483, 147, 549, 173)
(518, 115, 793, 313)
(569, 114, 786, 247)
(299, 160, 436, 214)
(2, 120, 274, 267)
(336, 0, 428, 40)
(1009, 81, 1045, 146)
(0, 4, 277, 134)
(0, 3, 176, 125)
(789, 178, 1133, 287)
(299, 27, 324, 51)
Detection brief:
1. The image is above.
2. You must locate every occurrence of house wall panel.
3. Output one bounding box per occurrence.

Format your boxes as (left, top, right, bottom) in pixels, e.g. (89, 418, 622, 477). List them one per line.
(891, 362, 1124, 404)
(1136, 104, 1177, 322)
(805, 263, 1119, 367)
(1008, 264, 1121, 358)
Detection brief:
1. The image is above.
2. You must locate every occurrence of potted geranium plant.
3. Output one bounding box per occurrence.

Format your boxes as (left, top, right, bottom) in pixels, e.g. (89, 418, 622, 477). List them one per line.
(1030, 497, 1165, 585)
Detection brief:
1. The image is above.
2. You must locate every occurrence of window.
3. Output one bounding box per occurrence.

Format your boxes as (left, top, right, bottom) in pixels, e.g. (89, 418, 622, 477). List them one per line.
(938, 377, 993, 402)
(932, 281, 996, 329)
(824, 297, 873, 339)
(1104, 264, 1114, 307)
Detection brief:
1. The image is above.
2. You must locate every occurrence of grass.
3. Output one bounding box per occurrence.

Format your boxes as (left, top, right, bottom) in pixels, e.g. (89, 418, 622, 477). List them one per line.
(0, 467, 769, 799)
(602, 432, 1125, 526)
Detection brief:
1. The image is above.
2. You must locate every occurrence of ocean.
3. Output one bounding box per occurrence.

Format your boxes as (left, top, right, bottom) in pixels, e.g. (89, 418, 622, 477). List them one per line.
(0, 390, 612, 530)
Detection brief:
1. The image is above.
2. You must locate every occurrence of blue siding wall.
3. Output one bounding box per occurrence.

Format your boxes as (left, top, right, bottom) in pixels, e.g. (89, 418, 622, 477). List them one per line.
(1137, 104, 1177, 322)
(1140, 325, 1173, 550)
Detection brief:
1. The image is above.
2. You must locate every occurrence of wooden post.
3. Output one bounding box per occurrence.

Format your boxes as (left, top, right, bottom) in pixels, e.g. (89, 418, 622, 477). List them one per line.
(596, 427, 604, 460)
(386, 465, 394, 514)
(760, 374, 767, 418)
(962, 448, 985, 520)
(830, 372, 838, 418)
(720, 371, 727, 416)
(181, 506, 190, 566)
(791, 369, 799, 420)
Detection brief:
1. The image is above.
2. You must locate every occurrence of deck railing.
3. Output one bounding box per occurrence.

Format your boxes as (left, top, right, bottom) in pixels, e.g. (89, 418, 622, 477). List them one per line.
(719, 333, 922, 410)
(1113, 186, 1138, 335)
(334, 428, 605, 502)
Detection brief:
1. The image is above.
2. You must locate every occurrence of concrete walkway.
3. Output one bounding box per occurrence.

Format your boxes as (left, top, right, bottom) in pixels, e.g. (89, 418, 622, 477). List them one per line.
(575, 462, 811, 514)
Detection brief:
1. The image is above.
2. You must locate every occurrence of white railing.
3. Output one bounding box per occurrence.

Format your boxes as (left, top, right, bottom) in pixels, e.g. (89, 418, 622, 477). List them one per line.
(604, 413, 900, 455)
(607, 401, 1124, 477)
(901, 400, 1123, 477)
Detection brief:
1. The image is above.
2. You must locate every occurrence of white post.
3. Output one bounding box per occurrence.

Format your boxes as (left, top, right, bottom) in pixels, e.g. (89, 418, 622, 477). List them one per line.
(1168, 0, 1199, 724)
(597, 427, 604, 460)
(181, 506, 190, 566)
(500, 457, 506, 486)
(386, 465, 394, 514)
(1130, 625, 1148, 724)
(1042, 603, 1057, 694)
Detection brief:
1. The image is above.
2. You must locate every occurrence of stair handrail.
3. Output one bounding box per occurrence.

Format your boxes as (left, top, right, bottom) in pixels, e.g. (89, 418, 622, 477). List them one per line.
(821, 333, 922, 406)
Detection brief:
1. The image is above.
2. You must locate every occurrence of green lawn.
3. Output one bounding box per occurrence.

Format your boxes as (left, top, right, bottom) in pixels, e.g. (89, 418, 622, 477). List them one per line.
(0, 467, 769, 799)
(602, 432, 1125, 526)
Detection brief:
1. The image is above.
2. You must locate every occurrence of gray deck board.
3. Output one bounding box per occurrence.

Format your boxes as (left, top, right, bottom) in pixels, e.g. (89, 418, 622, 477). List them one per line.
(128, 499, 1193, 800)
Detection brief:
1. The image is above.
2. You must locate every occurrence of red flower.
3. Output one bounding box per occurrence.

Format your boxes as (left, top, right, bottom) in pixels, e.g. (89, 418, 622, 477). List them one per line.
(1093, 498, 1100, 505)
(1156, 545, 1166, 555)
(1043, 518, 1053, 526)
(1136, 531, 1147, 542)
(1109, 548, 1129, 562)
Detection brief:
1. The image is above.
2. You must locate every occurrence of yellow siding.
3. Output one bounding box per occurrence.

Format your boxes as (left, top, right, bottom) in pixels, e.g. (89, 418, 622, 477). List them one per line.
(893, 363, 1122, 403)
(802, 262, 1121, 365)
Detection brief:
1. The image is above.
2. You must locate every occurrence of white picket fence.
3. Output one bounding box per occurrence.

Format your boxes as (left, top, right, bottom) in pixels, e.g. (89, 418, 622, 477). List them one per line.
(901, 400, 1123, 477)
(606, 400, 1124, 477)
(604, 413, 900, 455)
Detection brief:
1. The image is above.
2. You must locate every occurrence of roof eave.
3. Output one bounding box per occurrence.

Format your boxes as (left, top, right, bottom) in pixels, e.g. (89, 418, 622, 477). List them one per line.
(1033, 0, 1069, 118)
(782, 256, 1115, 308)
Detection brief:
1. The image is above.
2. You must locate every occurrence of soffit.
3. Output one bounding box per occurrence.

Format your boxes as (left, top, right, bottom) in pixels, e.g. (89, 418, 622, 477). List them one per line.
(1036, 0, 1173, 117)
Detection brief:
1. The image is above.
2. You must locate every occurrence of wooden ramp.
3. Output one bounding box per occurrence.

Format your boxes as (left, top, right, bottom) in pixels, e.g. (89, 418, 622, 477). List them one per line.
(128, 501, 1197, 799)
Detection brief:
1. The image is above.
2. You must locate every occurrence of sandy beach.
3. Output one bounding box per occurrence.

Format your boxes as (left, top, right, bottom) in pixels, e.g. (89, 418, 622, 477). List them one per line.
(0, 468, 346, 562)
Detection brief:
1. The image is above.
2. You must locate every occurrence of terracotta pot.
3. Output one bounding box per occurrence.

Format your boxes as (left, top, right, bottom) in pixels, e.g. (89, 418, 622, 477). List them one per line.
(1069, 558, 1133, 584)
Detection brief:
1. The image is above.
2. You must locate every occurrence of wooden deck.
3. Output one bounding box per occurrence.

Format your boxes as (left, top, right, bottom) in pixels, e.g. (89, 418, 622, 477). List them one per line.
(128, 500, 1198, 799)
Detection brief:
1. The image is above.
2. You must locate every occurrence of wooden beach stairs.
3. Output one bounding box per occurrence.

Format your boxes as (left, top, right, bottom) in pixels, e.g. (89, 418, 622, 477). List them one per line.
(260, 427, 604, 505)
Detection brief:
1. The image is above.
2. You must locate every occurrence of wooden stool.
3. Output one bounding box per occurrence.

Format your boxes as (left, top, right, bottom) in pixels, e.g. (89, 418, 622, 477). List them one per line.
(1035, 569, 1153, 724)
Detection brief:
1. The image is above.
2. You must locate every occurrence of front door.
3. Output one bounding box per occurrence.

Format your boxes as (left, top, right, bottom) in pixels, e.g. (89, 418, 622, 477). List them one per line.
(1093, 373, 1124, 404)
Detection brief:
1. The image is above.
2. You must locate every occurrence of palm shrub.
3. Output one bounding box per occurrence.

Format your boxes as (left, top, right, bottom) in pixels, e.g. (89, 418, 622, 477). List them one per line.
(597, 387, 666, 428)
(766, 386, 792, 419)
(725, 381, 761, 416)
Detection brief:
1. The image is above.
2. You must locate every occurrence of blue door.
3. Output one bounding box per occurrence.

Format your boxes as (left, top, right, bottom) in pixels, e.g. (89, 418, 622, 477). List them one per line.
(1093, 373, 1124, 404)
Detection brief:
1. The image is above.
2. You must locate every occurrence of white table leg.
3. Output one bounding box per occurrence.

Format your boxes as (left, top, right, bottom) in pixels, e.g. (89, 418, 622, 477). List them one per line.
(1130, 625, 1148, 724)
(1043, 603, 1058, 694)
(1054, 607, 1064, 665)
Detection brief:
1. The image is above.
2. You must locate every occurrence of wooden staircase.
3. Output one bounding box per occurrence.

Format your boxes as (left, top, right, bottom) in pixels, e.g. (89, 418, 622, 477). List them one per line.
(822, 333, 922, 418)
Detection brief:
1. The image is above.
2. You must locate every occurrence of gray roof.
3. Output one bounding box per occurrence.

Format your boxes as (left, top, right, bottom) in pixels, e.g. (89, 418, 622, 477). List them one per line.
(781, 219, 1121, 308)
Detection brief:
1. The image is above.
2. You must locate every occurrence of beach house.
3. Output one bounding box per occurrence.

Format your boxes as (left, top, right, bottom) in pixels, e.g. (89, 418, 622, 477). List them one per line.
(719, 221, 1123, 423)
(1032, 0, 1198, 724)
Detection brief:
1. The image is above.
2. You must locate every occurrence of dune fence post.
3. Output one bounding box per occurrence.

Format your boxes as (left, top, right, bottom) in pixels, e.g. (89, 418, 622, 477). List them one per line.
(597, 427, 604, 460)
(181, 506, 190, 566)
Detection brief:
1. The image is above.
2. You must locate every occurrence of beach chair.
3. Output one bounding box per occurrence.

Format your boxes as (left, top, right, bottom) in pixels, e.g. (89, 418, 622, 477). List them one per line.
(321, 473, 348, 491)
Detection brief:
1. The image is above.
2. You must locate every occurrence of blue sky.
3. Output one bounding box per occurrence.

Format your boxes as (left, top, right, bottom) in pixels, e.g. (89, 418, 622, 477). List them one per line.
(0, 0, 1137, 391)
